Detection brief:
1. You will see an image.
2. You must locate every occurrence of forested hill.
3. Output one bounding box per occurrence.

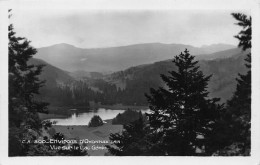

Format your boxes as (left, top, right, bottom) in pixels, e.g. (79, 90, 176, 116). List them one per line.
(28, 58, 73, 87)
(35, 43, 235, 72)
(105, 48, 249, 104)
(195, 47, 249, 60)
(31, 47, 249, 107)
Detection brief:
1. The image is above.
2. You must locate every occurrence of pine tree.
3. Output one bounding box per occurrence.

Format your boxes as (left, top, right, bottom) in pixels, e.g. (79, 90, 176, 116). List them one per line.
(88, 115, 103, 127)
(221, 13, 251, 155)
(106, 116, 151, 155)
(145, 49, 223, 155)
(228, 13, 251, 125)
(9, 10, 49, 156)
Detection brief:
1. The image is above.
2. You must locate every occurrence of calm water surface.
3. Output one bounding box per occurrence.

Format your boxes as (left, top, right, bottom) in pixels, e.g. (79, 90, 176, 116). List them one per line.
(49, 108, 149, 126)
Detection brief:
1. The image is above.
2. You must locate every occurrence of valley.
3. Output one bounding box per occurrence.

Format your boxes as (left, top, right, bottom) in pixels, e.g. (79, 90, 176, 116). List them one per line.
(32, 43, 248, 110)
(8, 8, 253, 157)
(35, 43, 235, 72)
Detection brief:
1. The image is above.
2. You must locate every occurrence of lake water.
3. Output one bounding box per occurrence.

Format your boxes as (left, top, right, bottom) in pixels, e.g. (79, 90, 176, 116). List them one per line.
(49, 108, 149, 126)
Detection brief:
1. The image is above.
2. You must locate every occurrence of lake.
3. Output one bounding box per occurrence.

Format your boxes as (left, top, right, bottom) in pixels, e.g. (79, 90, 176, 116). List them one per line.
(49, 108, 149, 126)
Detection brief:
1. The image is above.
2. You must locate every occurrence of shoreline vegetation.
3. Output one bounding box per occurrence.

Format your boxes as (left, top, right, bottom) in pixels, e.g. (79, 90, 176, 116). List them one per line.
(38, 104, 148, 121)
(39, 109, 143, 155)
(45, 119, 123, 156)
(8, 9, 251, 156)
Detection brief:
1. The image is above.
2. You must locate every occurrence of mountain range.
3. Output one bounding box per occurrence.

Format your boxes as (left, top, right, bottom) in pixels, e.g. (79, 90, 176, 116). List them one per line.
(35, 43, 236, 73)
(31, 43, 249, 106)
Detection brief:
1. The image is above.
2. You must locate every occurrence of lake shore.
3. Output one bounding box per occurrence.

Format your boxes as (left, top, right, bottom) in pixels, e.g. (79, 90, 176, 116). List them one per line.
(46, 104, 148, 113)
(51, 119, 123, 156)
(92, 104, 148, 110)
(39, 106, 144, 155)
(38, 113, 69, 121)
(39, 105, 148, 121)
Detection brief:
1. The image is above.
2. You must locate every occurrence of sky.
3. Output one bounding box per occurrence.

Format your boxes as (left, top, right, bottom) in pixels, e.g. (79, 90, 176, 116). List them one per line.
(10, 9, 246, 48)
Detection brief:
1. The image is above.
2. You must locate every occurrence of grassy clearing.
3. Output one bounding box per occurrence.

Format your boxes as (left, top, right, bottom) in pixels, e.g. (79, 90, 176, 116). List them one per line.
(52, 119, 123, 156)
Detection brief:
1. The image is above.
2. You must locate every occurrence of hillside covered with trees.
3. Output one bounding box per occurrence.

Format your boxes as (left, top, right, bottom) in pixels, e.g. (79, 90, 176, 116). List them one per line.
(106, 13, 252, 156)
(32, 47, 248, 107)
(8, 8, 252, 157)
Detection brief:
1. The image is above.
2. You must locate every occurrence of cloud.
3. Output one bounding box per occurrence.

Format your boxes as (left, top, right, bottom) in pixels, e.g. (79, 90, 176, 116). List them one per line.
(11, 9, 246, 48)
(80, 58, 87, 62)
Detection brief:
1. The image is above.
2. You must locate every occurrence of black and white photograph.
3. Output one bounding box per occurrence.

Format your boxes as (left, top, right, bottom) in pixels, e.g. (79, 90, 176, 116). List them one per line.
(0, 0, 260, 164)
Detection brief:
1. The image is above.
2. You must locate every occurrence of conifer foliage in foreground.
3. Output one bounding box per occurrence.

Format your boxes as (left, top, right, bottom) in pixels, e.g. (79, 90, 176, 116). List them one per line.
(145, 49, 223, 155)
(215, 13, 251, 156)
(107, 49, 223, 156)
(8, 11, 88, 156)
(9, 11, 49, 156)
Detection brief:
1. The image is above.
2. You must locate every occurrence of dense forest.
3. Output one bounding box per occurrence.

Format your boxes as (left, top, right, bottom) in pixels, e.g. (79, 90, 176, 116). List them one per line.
(8, 10, 87, 156)
(106, 13, 251, 156)
(8, 10, 251, 156)
(36, 51, 248, 107)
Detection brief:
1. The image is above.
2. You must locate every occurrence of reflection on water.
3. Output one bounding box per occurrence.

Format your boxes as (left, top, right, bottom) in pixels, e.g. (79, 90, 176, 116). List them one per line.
(49, 108, 149, 126)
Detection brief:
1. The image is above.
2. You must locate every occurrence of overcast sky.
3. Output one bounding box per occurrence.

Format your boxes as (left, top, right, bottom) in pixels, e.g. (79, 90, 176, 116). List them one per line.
(10, 9, 246, 48)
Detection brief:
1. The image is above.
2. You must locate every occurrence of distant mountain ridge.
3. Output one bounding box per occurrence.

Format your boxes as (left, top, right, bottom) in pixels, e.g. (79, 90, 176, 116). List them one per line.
(28, 58, 73, 86)
(196, 48, 249, 60)
(104, 48, 248, 103)
(35, 43, 236, 73)
(199, 43, 236, 54)
(30, 45, 248, 106)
